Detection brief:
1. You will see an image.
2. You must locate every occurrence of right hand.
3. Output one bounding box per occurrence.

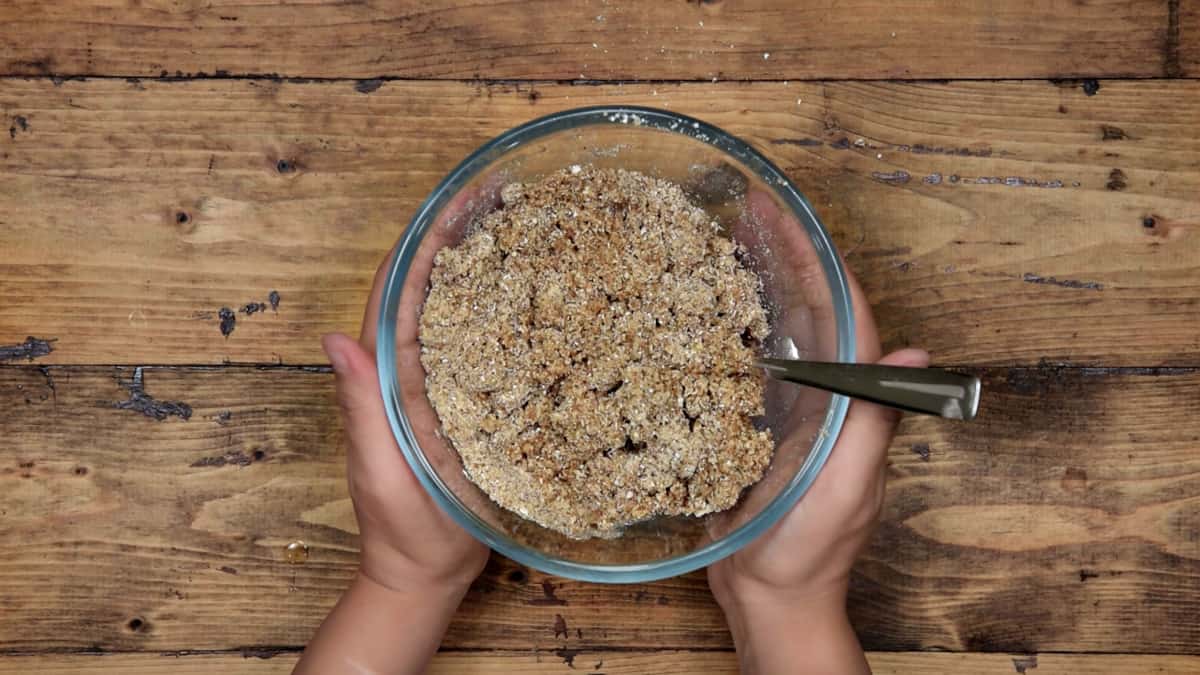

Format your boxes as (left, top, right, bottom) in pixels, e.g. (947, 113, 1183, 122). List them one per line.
(709, 189, 930, 673)
(707, 264, 928, 611)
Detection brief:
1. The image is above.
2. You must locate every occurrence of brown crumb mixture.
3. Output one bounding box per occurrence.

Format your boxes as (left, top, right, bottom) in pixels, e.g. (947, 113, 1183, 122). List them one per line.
(419, 166, 772, 539)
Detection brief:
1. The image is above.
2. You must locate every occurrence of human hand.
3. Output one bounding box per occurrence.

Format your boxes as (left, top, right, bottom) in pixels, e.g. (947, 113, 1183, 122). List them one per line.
(708, 191, 929, 673)
(321, 251, 489, 595)
(708, 265, 928, 609)
(296, 194, 501, 675)
(296, 271, 489, 675)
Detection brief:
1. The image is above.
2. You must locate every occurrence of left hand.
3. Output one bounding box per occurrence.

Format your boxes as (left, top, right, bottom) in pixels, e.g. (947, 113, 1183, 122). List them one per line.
(322, 250, 489, 594)
(295, 242, 492, 675)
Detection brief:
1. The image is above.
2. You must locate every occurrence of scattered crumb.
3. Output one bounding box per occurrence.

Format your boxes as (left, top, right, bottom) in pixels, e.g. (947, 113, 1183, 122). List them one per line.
(420, 167, 772, 538)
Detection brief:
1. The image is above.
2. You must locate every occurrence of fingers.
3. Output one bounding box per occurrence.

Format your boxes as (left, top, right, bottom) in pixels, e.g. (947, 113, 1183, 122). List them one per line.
(737, 190, 830, 321)
(842, 265, 882, 365)
(322, 332, 409, 479)
(360, 179, 491, 353)
(381, 172, 506, 354)
(359, 245, 400, 356)
(822, 347, 932, 482)
(737, 189, 876, 368)
(876, 347, 932, 369)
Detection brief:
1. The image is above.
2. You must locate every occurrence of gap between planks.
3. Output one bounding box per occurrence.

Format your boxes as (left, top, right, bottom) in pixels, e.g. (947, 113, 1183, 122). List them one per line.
(0, 650, 1198, 675)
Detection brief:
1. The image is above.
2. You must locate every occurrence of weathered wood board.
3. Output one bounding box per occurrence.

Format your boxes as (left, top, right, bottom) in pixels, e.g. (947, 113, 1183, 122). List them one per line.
(2, 365, 1196, 653)
(2, 79, 1196, 367)
(0, 1, 1179, 80)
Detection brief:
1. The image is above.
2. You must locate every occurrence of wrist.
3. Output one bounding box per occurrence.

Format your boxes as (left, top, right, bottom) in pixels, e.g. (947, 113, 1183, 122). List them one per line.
(711, 567, 850, 620)
(295, 569, 469, 674)
(353, 567, 472, 612)
(358, 543, 482, 599)
(715, 581, 868, 675)
(718, 579, 849, 635)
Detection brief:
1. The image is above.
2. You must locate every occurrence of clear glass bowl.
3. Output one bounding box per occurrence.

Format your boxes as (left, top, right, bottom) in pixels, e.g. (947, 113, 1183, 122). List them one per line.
(377, 106, 855, 583)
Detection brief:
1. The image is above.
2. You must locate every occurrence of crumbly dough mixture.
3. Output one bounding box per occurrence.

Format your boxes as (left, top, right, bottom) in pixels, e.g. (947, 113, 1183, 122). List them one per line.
(419, 166, 772, 538)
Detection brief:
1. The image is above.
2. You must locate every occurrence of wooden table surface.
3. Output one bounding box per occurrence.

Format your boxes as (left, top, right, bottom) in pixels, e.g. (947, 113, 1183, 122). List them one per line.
(2, 2, 1199, 673)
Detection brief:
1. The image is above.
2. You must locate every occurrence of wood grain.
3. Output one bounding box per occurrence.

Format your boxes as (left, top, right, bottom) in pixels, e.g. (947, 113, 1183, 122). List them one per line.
(1181, 0, 1198, 77)
(0, 1, 1175, 81)
(1, 651, 1199, 675)
(1, 364, 1197, 653)
(0, 1, 1194, 670)
(1, 79, 1197, 367)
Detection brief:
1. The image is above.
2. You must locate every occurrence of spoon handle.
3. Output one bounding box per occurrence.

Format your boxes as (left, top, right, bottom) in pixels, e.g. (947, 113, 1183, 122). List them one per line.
(756, 358, 981, 421)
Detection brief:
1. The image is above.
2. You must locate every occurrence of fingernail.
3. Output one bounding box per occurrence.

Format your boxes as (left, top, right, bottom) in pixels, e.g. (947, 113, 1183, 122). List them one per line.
(905, 349, 932, 368)
(321, 334, 349, 374)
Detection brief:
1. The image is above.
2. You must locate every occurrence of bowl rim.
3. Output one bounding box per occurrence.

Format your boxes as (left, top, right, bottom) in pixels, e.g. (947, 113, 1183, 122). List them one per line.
(376, 105, 856, 583)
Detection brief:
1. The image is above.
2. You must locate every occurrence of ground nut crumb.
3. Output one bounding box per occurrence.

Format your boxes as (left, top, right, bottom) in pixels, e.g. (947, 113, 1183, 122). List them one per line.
(419, 166, 772, 539)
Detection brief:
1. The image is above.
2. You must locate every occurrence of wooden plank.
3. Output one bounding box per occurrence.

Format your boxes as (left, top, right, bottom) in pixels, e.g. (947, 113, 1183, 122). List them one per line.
(1, 78, 1197, 367)
(1180, 0, 1198, 77)
(862, 365, 1200, 653)
(1, 365, 1197, 653)
(0, 1, 1173, 81)
(2, 651, 1200, 675)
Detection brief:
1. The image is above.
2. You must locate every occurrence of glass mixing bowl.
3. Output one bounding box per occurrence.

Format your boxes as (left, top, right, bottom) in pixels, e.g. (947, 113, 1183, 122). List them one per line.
(377, 106, 855, 583)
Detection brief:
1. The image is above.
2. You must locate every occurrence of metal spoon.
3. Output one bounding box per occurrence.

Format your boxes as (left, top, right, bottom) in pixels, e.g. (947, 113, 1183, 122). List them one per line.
(756, 358, 981, 420)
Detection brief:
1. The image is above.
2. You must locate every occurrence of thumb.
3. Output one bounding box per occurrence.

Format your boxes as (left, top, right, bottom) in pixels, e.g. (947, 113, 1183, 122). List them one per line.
(831, 347, 932, 471)
(874, 346, 933, 369)
(322, 333, 404, 472)
(322, 332, 383, 417)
